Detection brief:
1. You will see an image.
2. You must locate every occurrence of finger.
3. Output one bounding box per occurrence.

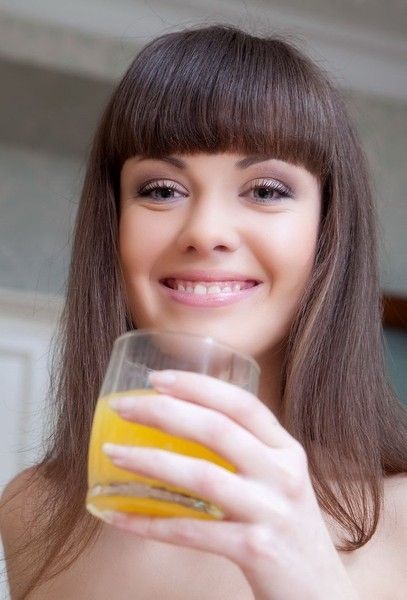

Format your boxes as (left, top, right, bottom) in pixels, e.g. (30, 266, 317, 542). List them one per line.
(109, 393, 276, 478)
(102, 444, 282, 523)
(101, 511, 274, 572)
(148, 369, 296, 449)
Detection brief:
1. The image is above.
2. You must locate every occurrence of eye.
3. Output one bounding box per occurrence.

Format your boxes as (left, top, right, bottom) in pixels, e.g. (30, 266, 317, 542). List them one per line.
(137, 179, 186, 202)
(245, 178, 293, 204)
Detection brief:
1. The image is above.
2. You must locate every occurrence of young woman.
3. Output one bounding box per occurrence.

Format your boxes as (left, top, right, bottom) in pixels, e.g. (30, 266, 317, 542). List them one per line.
(1, 23, 407, 600)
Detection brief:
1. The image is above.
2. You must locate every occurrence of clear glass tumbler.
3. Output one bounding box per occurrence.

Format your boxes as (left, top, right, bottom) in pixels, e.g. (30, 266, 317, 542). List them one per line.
(86, 329, 260, 521)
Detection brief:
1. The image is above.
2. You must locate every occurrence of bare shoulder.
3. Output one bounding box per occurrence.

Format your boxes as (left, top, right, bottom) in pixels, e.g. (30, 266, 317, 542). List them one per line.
(0, 465, 48, 599)
(383, 473, 407, 553)
(384, 471, 407, 498)
(337, 473, 407, 599)
(379, 473, 407, 596)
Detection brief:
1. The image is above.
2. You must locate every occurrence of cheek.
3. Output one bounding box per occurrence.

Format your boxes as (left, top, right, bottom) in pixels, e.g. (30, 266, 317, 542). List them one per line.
(119, 209, 168, 278)
(119, 215, 143, 277)
(118, 211, 159, 325)
(254, 214, 319, 288)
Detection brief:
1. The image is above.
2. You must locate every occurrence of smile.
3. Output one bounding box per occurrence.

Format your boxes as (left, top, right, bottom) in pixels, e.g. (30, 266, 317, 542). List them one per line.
(158, 279, 262, 307)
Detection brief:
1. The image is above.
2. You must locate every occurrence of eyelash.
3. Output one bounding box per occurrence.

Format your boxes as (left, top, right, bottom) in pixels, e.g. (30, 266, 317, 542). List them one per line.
(136, 178, 293, 204)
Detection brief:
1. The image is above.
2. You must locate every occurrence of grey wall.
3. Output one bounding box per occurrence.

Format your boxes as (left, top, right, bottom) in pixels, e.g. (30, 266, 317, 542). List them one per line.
(345, 90, 407, 295)
(384, 328, 407, 405)
(0, 60, 111, 295)
(0, 143, 80, 295)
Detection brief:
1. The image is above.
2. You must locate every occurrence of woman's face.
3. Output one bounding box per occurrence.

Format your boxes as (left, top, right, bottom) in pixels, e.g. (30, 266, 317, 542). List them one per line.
(119, 152, 321, 361)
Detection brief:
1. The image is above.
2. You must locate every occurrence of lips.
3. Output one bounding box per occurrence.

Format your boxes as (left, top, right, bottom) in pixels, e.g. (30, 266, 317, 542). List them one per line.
(158, 272, 263, 307)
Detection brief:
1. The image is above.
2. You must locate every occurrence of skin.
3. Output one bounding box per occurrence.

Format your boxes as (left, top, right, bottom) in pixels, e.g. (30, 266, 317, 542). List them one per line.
(119, 152, 322, 419)
(111, 152, 358, 598)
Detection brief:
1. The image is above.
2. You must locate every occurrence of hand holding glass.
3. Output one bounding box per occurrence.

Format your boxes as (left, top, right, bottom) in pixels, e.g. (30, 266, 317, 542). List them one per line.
(86, 330, 260, 521)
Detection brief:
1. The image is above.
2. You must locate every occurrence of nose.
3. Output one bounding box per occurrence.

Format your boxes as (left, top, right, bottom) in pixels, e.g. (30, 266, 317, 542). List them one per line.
(175, 195, 241, 256)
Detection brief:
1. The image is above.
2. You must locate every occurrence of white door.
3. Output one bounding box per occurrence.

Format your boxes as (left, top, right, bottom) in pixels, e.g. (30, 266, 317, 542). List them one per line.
(0, 289, 61, 600)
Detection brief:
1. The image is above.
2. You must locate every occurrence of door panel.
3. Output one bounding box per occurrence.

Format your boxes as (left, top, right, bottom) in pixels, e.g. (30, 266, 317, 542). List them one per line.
(0, 290, 61, 600)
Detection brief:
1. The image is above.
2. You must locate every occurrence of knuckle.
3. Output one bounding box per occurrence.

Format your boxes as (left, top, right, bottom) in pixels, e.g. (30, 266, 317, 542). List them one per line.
(242, 526, 277, 563)
(276, 451, 309, 500)
(284, 445, 308, 500)
(283, 466, 306, 499)
(233, 392, 257, 422)
(205, 414, 233, 440)
(196, 462, 224, 497)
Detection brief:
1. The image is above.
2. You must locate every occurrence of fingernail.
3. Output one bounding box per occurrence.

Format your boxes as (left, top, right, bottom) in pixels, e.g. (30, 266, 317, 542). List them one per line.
(102, 442, 130, 457)
(148, 370, 176, 389)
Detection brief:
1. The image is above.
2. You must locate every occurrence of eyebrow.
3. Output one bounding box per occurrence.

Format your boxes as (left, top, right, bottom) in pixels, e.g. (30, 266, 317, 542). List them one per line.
(136, 154, 274, 169)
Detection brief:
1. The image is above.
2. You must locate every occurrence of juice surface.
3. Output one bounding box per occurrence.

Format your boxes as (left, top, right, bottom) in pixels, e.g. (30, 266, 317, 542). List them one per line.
(86, 390, 236, 519)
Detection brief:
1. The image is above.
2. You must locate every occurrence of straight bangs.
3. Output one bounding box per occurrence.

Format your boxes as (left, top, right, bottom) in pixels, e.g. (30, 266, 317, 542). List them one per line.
(106, 26, 336, 185)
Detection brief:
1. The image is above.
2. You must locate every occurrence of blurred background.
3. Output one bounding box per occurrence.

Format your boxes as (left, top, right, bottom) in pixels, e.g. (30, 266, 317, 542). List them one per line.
(0, 0, 406, 574)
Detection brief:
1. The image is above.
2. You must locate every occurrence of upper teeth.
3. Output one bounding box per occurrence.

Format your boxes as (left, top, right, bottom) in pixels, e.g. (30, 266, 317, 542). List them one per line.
(171, 280, 247, 294)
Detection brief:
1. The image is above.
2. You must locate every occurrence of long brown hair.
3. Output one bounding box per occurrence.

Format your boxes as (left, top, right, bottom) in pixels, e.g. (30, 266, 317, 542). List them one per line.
(4, 23, 407, 597)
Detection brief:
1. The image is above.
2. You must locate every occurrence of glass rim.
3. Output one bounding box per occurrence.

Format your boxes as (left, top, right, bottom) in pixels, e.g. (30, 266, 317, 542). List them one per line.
(115, 328, 261, 375)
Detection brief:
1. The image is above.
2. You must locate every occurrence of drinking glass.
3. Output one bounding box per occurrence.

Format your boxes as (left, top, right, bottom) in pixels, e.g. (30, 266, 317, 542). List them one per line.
(86, 329, 260, 521)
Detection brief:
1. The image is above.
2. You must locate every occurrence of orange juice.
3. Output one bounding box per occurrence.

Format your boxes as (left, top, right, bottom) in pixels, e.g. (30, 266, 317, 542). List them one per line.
(86, 390, 236, 520)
